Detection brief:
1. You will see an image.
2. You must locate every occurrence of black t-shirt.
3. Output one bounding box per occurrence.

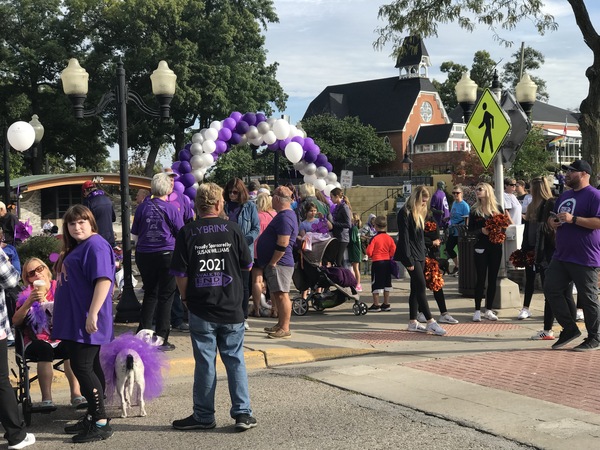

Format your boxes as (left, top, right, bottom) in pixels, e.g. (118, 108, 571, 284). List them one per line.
(170, 217, 252, 324)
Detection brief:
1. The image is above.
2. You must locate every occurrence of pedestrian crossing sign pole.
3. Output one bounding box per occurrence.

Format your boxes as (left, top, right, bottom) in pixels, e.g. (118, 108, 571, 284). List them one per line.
(464, 88, 512, 169)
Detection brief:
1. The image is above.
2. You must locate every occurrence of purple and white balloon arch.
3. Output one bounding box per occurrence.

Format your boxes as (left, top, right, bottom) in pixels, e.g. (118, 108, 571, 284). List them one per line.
(169, 111, 341, 203)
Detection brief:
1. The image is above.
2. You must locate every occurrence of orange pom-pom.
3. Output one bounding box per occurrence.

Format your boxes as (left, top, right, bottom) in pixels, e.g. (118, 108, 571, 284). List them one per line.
(424, 221, 437, 233)
(485, 214, 511, 244)
(425, 257, 445, 292)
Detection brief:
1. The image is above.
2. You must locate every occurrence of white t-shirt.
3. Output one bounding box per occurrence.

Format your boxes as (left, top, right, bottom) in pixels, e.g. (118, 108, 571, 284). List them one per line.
(503, 192, 522, 225)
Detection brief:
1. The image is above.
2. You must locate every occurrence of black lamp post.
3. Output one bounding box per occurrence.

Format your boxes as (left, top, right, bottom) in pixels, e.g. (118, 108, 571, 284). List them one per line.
(60, 58, 177, 322)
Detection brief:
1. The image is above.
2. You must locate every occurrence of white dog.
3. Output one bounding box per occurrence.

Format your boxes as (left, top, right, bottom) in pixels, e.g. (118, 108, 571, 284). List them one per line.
(115, 349, 146, 418)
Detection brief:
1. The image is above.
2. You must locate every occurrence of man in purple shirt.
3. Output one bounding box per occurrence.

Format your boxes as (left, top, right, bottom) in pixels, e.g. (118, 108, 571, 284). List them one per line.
(256, 186, 298, 339)
(430, 181, 450, 228)
(544, 160, 600, 351)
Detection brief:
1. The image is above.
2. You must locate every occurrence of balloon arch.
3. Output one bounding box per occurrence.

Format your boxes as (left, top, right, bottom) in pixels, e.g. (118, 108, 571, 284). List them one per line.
(169, 111, 341, 204)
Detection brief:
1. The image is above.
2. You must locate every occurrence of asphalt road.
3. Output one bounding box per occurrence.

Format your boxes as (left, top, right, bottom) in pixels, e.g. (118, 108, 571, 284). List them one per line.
(22, 367, 536, 450)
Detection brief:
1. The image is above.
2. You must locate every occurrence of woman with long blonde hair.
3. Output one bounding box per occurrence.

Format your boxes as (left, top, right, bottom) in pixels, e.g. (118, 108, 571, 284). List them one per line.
(395, 186, 446, 335)
(468, 182, 511, 322)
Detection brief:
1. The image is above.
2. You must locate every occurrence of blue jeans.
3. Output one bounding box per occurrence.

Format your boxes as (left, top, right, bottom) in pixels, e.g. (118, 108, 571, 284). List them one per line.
(188, 313, 252, 422)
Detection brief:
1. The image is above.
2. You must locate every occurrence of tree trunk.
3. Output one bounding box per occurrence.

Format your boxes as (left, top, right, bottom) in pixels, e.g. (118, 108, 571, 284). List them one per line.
(579, 60, 600, 184)
(144, 142, 160, 177)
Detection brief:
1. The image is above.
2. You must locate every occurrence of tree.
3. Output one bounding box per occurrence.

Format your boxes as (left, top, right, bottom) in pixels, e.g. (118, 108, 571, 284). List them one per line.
(507, 126, 553, 179)
(300, 114, 396, 171)
(502, 46, 549, 101)
(432, 61, 468, 111)
(375, 0, 600, 177)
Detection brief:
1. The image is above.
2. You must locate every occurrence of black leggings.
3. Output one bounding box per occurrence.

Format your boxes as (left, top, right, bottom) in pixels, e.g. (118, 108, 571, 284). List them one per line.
(474, 244, 503, 311)
(63, 341, 106, 420)
(335, 241, 349, 267)
(407, 259, 432, 320)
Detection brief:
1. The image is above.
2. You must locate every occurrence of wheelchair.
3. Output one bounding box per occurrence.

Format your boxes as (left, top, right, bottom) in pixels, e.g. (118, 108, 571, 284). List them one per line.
(11, 328, 65, 426)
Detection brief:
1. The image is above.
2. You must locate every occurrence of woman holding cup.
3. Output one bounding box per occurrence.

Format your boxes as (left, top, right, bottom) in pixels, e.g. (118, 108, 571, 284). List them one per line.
(12, 258, 86, 409)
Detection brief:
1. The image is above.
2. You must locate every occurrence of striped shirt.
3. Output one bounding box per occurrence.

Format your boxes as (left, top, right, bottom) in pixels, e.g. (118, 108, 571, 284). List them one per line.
(0, 248, 20, 340)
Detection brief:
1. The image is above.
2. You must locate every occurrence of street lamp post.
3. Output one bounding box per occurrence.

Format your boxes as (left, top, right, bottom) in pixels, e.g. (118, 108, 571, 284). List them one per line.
(60, 58, 176, 322)
(4, 121, 36, 205)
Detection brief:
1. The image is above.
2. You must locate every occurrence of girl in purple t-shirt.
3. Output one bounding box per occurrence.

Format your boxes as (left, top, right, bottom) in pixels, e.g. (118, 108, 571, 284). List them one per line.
(53, 205, 115, 443)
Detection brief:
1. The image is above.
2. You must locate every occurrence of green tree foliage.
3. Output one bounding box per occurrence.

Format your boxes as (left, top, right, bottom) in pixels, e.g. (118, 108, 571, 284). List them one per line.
(502, 46, 549, 101)
(300, 114, 396, 170)
(432, 61, 468, 111)
(375, 0, 600, 177)
(507, 126, 552, 179)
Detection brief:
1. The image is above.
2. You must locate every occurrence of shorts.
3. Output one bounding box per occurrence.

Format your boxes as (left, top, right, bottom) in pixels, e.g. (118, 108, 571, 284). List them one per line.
(371, 260, 392, 292)
(24, 340, 70, 362)
(264, 264, 294, 293)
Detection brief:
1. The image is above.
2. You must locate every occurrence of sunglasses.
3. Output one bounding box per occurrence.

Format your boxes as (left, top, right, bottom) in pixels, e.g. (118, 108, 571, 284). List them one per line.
(230, 190, 239, 195)
(27, 265, 45, 278)
(452, 191, 462, 195)
(507, 183, 516, 187)
(476, 187, 485, 192)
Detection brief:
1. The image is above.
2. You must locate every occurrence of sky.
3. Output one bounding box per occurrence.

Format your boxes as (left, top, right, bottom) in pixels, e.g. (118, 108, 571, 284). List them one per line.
(264, 0, 599, 124)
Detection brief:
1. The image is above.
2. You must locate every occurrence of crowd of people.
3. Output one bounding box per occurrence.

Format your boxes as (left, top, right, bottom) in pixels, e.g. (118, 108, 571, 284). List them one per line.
(1, 159, 599, 448)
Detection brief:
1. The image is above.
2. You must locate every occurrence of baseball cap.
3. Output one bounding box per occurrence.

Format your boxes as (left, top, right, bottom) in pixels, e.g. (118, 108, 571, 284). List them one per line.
(163, 168, 177, 177)
(561, 160, 592, 174)
(82, 181, 95, 192)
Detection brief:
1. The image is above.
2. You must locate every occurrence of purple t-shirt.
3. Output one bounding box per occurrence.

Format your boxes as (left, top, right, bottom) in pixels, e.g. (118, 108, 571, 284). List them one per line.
(256, 208, 298, 268)
(52, 234, 115, 344)
(431, 189, 449, 226)
(554, 185, 600, 267)
(132, 197, 184, 253)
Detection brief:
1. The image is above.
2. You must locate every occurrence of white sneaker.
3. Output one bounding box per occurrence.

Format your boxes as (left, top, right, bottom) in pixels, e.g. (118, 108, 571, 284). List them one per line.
(530, 330, 555, 340)
(517, 308, 531, 320)
(576, 309, 584, 321)
(407, 322, 427, 332)
(483, 310, 498, 321)
(426, 321, 447, 336)
(244, 320, 250, 331)
(416, 312, 427, 323)
(8, 433, 35, 450)
(472, 310, 482, 322)
(438, 313, 459, 324)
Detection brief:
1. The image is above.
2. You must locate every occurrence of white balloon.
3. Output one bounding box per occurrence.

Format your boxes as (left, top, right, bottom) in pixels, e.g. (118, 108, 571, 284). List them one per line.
(267, 117, 276, 127)
(191, 132, 204, 144)
(202, 140, 216, 154)
(324, 184, 335, 197)
(192, 168, 204, 181)
(303, 174, 317, 185)
(289, 125, 303, 138)
(192, 182, 200, 190)
(200, 153, 214, 167)
(190, 155, 204, 169)
(284, 142, 303, 164)
(190, 142, 203, 155)
(334, 181, 342, 188)
(257, 121, 271, 135)
(204, 128, 218, 142)
(303, 163, 317, 176)
(316, 166, 328, 178)
(293, 161, 307, 171)
(273, 119, 291, 140)
(326, 172, 338, 183)
(247, 125, 260, 139)
(209, 120, 222, 130)
(239, 135, 248, 146)
(314, 178, 327, 191)
(249, 136, 264, 146)
(263, 130, 277, 145)
(7, 121, 35, 152)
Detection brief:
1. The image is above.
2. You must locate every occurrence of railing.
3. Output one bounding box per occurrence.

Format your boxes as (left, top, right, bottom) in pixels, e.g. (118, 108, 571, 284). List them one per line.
(359, 188, 403, 223)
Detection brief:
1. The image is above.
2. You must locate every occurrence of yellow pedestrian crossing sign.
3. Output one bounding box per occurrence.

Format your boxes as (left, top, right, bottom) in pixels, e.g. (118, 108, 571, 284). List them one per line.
(465, 88, 512, 169)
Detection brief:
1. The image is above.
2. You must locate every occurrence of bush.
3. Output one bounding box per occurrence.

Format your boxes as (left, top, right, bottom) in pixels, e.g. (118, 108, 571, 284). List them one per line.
(16, 236, 62, 270)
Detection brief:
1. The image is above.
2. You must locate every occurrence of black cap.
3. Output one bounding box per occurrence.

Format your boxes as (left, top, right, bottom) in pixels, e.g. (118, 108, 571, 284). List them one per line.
(561, 160, 592, 174)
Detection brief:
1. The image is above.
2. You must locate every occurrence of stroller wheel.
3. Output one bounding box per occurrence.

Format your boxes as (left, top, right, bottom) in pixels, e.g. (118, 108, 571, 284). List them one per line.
(359, 302, 368, 315)
(292, 297, 309, 316)
(352, 303, 361, 316)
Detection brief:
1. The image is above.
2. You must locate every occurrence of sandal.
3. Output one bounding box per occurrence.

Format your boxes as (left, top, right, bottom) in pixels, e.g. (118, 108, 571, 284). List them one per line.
(34, 400, 57, 411)
(71, 396, 88, 410)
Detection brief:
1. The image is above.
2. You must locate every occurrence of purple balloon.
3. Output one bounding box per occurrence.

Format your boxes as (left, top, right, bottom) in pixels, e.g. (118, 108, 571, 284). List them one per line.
(173, 181, 185, 193)
(242, 112, 257, 126)
(229, 132, 242, 145)
(215, 139, 227, 153)
(324, 162, 333, 172)
(218, 127, 232, 141)
(222, 117, 237, 130)
(291, 136, 305, 147)
(256, 113, 266, 123)
(184, 186, 197, 200)
(184, 143, 192, 150)
(179, 160, 191, 174)
(304, 137, 315, 147)
(303, 148, 317, 163)
(278, 137, 291, 151)
(315, 154, 328, 167)
(178, 149, 191, 162)
(267, 142, 279, 151)
(211, 152, 218, 161)
(181, 172, 196, 187)
(171, 161, 181, 172)
(235, 120, 249, 134)
(313, 145, 321, 155)
(230, 111, 242, 121)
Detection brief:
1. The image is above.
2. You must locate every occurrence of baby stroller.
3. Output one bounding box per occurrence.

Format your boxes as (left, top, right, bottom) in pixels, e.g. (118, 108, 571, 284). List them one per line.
(292, 236, 368, 316)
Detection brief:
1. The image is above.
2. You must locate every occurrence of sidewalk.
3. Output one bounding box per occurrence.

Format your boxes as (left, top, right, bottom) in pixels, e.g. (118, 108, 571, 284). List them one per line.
(23, 274, 600, 449)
